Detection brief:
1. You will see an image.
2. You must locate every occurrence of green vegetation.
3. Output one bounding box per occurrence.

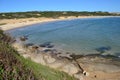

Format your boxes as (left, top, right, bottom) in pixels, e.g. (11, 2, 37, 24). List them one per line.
(18, 57, 76, 80)
(0, 29, 76, 80)
(0, 11, 119, 19)
(0, 23, 6, 25)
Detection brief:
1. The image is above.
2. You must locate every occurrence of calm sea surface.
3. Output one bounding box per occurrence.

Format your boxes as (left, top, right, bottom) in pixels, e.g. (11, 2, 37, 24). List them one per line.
(8, 17, 120, 56)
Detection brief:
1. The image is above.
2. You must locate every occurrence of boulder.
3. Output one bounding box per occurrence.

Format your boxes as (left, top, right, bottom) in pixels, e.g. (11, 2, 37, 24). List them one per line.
(61, 63, 80, 75)
(48, 60, 65, 69)
(30, 53, 46, 65)
(43, 53, 56, 64)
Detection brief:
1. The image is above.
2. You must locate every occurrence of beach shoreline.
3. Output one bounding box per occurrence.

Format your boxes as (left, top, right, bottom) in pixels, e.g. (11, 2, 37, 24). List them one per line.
(0, 16, 117, 31)
(12, 38, 120, 80)
(1, 15, 120, 80)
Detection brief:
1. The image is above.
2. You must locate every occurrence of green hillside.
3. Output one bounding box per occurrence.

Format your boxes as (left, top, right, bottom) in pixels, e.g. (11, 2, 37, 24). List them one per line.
(0, 11, 119, 19)
(0, 29, 76, 80)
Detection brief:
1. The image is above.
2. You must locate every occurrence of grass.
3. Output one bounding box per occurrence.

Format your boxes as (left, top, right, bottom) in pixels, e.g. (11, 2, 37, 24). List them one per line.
(0, 42, 37, 80)
(0, 29, 76, 80)
(0, 23, 6, 25)
(17, 56, 76, 80)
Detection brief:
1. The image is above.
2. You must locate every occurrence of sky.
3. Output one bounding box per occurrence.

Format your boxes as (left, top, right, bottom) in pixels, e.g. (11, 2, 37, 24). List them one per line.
(0, 0, 120, 13)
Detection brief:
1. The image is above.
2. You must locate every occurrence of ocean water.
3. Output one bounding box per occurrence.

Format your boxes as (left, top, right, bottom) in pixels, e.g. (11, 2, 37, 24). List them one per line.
(8, 17, 120, 56)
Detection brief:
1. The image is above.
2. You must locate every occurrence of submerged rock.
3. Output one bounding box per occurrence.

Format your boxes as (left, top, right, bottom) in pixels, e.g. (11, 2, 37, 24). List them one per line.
(19, 36, 28, 41)
(95, 46, 111, 53)
(39, 42, 54, 48)
(24, 43, 34, 47)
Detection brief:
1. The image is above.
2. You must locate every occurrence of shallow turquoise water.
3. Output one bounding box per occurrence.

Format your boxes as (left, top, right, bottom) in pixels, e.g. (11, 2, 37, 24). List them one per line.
(8, 17, 120, 56)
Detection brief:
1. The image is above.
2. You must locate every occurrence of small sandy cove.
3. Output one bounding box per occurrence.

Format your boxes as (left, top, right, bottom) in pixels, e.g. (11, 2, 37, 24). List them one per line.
(1, 16, 120, 80)
(0, 16, 107, 31)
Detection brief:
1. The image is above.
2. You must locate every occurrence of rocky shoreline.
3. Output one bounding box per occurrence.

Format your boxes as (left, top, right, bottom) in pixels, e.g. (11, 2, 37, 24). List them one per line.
(11, 37, 120, 80)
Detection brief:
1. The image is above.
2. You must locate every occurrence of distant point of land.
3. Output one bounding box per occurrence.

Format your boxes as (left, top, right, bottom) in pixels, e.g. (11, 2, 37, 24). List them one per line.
(0, 11, 120, 19)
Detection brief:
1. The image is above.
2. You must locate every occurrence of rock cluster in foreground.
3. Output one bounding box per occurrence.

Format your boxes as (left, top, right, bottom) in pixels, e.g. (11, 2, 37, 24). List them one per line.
(12, 39, 120, 80)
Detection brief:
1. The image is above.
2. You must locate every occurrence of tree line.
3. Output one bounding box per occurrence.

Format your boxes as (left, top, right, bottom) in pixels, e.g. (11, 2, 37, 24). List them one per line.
(0, 11, 119, 19)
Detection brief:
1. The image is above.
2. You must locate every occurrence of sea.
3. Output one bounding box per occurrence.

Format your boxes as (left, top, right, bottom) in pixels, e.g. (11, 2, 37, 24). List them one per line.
(8, 17, 120, 56)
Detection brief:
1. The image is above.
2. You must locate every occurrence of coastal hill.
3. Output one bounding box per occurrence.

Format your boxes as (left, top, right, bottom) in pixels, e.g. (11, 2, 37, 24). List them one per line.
(0, 11, 120, 19)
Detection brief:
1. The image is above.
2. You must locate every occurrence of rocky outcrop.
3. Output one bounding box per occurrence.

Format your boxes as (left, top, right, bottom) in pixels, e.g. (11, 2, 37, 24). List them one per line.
(76, 55, 120, 80)
(12, 42, 83, 77)
(12, 42, 120, 80)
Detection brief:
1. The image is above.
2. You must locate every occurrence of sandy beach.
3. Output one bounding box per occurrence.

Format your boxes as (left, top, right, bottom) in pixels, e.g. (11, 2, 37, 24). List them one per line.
(1, 16, 120, 80)
(0, 16, 112, 31)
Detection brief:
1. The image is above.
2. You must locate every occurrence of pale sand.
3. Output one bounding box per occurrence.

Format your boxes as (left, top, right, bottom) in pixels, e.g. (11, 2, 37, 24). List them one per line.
(0, 16, 112, 31)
